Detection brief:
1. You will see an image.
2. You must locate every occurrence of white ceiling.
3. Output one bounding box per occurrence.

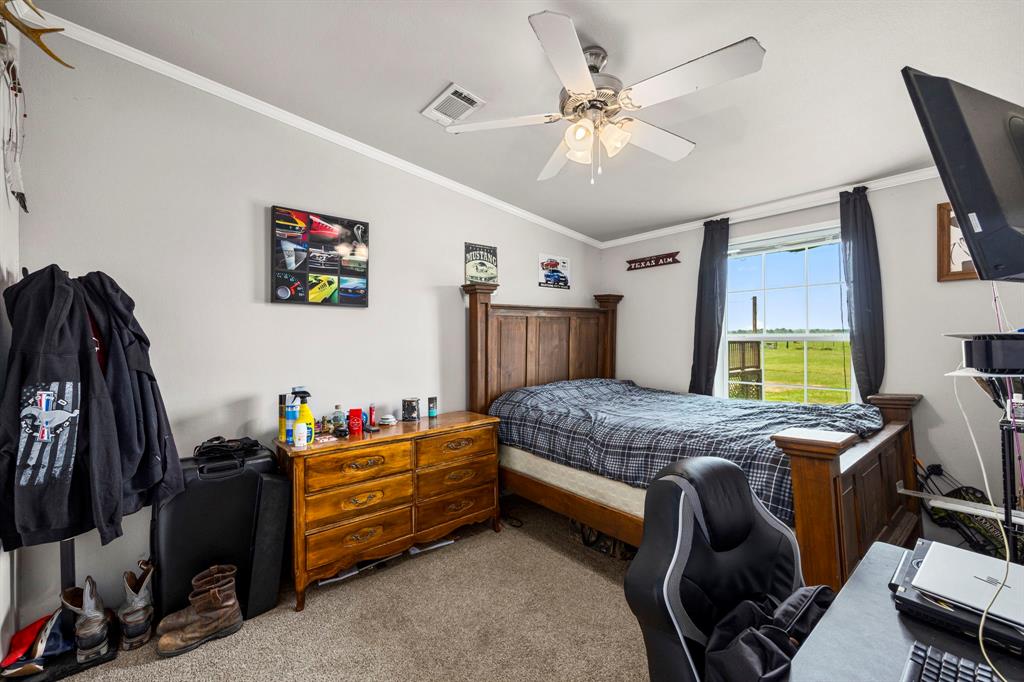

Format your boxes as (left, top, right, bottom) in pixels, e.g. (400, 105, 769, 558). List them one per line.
(37, 0, 1024, 241)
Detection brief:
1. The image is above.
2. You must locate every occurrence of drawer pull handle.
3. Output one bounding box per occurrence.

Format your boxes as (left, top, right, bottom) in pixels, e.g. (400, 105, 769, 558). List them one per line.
(347, 455, 385, 471)
(348, 491, 382, 507)
(444, 438, 473, 452)
(347, 526, 381, 544)
(445, 499, 473, 514)
(444, 469, 474, 484)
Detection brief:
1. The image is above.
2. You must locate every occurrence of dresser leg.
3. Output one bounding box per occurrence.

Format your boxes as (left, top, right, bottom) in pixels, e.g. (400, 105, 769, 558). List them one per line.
(295, 587, 306, 612)
(492, 509, 502, 533)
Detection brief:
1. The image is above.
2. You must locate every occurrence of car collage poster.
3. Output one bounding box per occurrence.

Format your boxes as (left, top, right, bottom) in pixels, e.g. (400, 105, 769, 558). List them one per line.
(538, 254, 571, 289)
(271, 206, 369, 307)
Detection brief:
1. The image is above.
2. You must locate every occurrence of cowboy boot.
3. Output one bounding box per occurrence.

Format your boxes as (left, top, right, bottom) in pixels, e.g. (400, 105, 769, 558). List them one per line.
(156, 565, 237, 636)
(156, 570, 243, 658)
(61, 576, 109, 663)
(116, 560, 155, 650)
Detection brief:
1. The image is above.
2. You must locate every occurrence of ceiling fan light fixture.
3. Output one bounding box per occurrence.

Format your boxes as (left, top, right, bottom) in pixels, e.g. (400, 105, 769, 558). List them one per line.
(444, 11, 764, 184)
(600, 121, 632, 158)
(565, 147, 592, 165)
(564, 118, 594, 152)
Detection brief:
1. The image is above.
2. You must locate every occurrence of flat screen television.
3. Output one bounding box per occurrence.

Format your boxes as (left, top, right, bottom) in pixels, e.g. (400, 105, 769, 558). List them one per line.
(902, 67, 1024, 282)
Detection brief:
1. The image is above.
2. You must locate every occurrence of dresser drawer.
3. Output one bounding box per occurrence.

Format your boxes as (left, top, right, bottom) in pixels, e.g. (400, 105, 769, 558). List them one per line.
(306, 506, 413, 570)
(416, 426, 495, 468)
(305, 472, 414, 531)
(417, 454, 497, 500)
(305, 442, 413, 493)
(416, 483, 494, 531)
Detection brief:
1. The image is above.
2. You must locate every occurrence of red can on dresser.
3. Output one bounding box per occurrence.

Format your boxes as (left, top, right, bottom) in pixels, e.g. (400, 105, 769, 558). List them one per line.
(348, 408, 363, 437)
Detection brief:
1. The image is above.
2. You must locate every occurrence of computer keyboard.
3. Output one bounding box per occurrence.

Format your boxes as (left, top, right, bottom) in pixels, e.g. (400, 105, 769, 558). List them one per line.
(900, 641, 995, 682)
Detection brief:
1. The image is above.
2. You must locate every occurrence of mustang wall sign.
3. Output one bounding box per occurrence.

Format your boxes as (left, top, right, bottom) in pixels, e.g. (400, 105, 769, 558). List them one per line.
(625, 252, 680, 272)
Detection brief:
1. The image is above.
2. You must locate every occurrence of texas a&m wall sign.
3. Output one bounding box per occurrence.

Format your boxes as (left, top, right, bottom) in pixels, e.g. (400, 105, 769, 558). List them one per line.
(625, 252, 680, 272)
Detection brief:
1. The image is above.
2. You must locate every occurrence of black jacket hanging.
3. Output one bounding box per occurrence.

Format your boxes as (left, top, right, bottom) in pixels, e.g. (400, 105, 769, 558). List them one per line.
(0, 265, 123, 549)
(76, 271, 183, 514)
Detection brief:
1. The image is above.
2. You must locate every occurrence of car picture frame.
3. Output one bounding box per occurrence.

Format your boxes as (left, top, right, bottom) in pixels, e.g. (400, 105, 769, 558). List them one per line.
(270, 205, 369, 308)
(538, 253, 570, 290)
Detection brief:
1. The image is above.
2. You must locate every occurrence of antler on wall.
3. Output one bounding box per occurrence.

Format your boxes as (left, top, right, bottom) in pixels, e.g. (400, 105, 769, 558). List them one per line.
(0, 0, 73, 69)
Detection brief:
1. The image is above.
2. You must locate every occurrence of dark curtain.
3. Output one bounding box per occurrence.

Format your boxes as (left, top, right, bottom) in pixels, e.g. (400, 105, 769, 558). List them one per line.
(840, 186, 885, 398)
(688, 218, 730, 395)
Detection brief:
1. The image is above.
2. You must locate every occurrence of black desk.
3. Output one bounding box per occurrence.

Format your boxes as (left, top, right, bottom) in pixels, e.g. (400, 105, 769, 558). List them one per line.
(791, 542, 1024, 681)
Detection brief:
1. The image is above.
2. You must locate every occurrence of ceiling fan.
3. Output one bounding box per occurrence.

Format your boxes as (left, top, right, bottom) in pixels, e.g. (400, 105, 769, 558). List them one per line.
(446, 11, 766, 183)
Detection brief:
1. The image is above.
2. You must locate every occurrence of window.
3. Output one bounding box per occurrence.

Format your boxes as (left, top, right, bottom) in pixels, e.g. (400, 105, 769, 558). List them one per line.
(723, 228, 853, 404)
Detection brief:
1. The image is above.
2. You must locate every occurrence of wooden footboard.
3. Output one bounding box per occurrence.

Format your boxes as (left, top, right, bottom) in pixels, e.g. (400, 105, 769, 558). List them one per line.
(772, 394, 922, 591)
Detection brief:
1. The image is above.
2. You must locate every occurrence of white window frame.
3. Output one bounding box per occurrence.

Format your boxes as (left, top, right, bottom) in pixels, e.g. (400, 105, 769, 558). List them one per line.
(715, 224, 860, 404)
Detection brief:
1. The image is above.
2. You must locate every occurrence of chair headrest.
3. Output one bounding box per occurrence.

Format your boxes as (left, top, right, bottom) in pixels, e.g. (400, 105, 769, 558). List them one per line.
(672, 457, 755, 552)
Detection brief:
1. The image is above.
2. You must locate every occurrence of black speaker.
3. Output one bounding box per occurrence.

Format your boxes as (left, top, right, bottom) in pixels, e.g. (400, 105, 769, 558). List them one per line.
(151, 446, 289, 621)
(247, 471, 289, 617)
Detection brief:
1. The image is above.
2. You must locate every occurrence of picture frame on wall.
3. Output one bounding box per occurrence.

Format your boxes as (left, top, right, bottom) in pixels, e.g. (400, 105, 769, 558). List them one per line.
(270, 205, 369, 307)
(538, 253, 570, 289)
(936, 201, 978, 282)
(465, 242, 498, 284)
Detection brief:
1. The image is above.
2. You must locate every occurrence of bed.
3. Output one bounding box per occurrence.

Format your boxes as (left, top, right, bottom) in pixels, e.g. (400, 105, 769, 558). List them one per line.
(463, 283, 922, 590)
(491, 377, 887, 527)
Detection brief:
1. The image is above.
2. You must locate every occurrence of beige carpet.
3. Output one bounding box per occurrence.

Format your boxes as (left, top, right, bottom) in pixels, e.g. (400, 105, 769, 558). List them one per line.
(78, 497, 648, 681)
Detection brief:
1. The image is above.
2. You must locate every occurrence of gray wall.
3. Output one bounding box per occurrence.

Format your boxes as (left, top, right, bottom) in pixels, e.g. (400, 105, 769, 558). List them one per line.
(16, 40, 601, 617)
(0, 34, 20, 648)
(600, 177, 1024, 506)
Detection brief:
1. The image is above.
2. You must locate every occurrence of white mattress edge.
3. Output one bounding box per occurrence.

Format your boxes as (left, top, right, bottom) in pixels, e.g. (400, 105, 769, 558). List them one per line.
(499, 444, 646, 518)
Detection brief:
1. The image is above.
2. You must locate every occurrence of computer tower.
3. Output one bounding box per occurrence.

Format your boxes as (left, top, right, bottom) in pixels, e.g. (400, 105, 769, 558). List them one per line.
(151, 448, 289, 621)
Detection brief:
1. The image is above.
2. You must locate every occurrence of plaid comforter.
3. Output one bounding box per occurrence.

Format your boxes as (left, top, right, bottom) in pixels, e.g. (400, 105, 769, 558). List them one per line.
(489, 379, 883, 526)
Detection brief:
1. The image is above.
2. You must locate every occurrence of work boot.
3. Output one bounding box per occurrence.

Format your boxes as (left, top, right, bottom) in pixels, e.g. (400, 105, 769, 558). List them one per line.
(116, 560, 155, 650)
(61, 576, 109, 663)
(156, 568, 243, 657)
(156, 564, 237, 636)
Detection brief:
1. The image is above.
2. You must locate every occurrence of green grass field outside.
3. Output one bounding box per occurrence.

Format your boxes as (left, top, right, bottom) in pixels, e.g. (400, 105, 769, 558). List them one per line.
(728, 340, 851, 404)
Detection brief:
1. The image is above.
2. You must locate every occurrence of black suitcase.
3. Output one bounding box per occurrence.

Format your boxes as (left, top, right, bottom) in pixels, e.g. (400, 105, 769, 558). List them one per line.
(151, 442, 289, 621)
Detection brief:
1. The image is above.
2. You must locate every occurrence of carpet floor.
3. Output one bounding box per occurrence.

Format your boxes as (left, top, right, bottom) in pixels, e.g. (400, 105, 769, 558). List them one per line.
(78, 497, 649, 681)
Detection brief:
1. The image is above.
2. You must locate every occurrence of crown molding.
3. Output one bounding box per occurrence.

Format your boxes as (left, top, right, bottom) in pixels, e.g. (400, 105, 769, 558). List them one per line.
(28, 5, 939, 253)
(31, 6, 603, 249)
(598, 166, 940, 249)
(599, 167, 940, 249)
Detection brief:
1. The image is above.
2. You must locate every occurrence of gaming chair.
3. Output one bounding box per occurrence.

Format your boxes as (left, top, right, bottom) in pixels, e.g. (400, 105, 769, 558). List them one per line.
(624, 457, 803, 681)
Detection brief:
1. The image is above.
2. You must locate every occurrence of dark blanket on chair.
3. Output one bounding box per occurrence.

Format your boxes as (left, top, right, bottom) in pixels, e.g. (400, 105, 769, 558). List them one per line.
(488, 379, 883, 526)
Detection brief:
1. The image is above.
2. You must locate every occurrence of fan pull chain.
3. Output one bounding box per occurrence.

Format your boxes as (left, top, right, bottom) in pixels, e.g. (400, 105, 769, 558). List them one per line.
(590, 129, 598, 185)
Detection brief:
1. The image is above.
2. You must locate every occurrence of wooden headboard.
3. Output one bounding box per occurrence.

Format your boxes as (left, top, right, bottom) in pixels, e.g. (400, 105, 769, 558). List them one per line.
(462, 284, 623, 414)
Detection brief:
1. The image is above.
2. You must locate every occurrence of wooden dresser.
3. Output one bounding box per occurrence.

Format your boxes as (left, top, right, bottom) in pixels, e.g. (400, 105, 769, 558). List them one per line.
(275, 411, 500, 610)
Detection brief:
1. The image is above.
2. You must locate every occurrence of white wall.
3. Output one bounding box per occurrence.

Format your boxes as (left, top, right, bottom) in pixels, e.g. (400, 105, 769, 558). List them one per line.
(601, 178, 1024, 508)
(0, 33, 21, 652)
(15, 40, 601, 617)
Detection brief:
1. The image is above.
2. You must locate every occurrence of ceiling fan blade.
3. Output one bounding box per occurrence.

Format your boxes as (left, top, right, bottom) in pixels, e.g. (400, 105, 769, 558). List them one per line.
(620, 119, 695, 161)
(620, 37, 766, 110)
(446, 113, 562, 134)
(537, 141, 570, 181)
(528, 11, 596, 97)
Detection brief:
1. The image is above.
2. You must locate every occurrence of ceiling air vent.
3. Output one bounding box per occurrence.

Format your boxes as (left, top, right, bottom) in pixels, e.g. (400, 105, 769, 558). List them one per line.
(421, 83, 486, 126)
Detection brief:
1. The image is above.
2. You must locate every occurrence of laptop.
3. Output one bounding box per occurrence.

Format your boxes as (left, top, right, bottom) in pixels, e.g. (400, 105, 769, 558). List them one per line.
(892, 540, 1024, 654)
(912, 542, 1024, 628)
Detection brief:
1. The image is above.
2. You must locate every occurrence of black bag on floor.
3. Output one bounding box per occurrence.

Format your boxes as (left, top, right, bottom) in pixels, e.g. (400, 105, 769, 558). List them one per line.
(151, 437, 289, 621)
(704, 585, 834, 682)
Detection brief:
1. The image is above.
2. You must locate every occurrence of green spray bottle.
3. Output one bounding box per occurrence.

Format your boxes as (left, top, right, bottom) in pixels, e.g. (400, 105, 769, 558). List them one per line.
(291, 386, 316, 443)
